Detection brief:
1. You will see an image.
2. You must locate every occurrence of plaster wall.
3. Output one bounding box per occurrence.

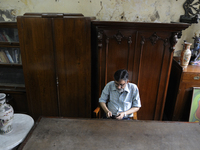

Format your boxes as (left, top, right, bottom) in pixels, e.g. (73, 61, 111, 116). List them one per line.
(0, 0, 199, 53)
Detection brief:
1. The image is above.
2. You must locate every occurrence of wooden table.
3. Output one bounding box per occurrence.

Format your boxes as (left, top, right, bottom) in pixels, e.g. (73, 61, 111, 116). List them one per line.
(19, 117, 200, 150)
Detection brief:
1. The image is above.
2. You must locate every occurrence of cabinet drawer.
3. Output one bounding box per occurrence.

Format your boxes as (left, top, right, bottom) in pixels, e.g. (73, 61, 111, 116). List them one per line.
(182, 73, 200, 81)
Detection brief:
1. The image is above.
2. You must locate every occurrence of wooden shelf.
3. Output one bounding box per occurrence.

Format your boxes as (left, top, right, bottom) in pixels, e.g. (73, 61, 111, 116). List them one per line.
(0, 84, 25, 91)
(0, 63, 22, 66)
(0, 42, 20, 47)
(0, 21, 18, 28)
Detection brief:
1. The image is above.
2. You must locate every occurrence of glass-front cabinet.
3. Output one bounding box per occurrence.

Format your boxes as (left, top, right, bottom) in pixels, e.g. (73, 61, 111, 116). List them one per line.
(0, 22, 24, 87)
(0, 22, 28, 114)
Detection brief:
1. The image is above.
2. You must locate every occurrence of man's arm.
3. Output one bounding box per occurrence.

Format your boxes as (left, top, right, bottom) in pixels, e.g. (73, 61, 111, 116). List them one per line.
(99, 82, 113, 118)
(116, 107, 140, 120)
(99, 102, 112, 117)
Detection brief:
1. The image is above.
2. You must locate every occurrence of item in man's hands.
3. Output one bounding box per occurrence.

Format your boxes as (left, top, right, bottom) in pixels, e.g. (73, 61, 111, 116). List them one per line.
(110, 114, 120, 119)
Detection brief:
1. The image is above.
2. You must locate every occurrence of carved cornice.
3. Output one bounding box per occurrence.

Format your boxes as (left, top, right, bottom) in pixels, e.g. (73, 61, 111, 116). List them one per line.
(149, 32, 160, 45)
(170, 32, 178, 52)
(97, 30, 132, 46)
(97, 31, 103, 48)
(106, 37, 109, 44)
(163, 39, 168, 47)
(113, 30, 124, 44)
(141, 36, 145, 45)
(128, 36, 132, 44)
(141, 32, 168, 47)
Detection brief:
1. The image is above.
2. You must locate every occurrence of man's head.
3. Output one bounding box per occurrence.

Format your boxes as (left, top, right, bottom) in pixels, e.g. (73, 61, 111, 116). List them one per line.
(114, 69, 129, 91)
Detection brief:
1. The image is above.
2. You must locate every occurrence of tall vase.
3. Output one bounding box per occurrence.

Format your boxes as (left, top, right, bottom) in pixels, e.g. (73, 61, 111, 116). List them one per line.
(180, 42, 192, 68)
(0, 93, 14, 134)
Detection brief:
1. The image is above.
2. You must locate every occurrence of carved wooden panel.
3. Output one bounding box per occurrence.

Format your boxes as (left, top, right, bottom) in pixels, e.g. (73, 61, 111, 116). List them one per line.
(136, 32, 171, 120)
(97, 30, 137, 97)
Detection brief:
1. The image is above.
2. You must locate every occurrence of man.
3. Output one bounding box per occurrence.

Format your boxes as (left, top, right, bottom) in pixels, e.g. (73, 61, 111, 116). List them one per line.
(99, 69, 141, 120)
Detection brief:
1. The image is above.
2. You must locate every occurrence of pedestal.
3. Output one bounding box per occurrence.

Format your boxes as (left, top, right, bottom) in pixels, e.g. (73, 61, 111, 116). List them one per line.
(0, 113, 34, 150)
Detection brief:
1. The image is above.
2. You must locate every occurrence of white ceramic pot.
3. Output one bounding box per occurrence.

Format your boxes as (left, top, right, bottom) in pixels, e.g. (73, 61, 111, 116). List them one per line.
(0, 93, 14, 134)
(180, 42, 192, 68)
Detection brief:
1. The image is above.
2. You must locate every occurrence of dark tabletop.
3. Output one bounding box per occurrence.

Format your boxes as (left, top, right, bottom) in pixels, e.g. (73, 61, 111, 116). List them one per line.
(19, 117, 200, 150)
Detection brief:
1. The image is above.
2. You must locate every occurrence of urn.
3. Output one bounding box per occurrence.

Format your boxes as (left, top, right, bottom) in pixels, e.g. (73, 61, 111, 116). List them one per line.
(180, 42, 192, 68)
(0, 93, 14, 134)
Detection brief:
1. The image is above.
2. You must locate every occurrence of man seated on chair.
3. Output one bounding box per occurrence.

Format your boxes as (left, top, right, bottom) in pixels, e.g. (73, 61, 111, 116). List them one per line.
(99, 69, 141, 120)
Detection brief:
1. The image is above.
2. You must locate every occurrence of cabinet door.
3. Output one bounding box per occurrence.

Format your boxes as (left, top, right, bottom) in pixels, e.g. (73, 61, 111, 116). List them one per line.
(53, 17, 92, 118)
(96, 29, 137, 89)
(17, 17, 59, 120)
(136, 31, 172, 120)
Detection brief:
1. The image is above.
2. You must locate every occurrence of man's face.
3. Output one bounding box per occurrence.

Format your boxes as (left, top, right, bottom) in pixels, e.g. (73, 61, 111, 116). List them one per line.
(114, 79, 127, 90)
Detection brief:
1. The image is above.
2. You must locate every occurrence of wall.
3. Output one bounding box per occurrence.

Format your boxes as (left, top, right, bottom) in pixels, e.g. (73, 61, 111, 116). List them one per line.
(0, 0, 199, 53)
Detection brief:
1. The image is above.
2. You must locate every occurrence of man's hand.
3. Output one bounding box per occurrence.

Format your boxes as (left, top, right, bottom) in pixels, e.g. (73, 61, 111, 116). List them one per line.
(106, 111, 112, 118)
(100, 102, 112, 118)
(116, 112, 125, 120)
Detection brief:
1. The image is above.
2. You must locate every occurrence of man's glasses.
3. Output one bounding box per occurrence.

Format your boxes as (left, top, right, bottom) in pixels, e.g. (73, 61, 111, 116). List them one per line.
(114, 81, 126, 88)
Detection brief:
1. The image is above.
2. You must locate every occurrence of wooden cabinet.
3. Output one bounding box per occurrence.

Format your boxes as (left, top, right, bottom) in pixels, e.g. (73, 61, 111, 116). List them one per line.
(17, 13, 95, 120)
(91, 21, 190, 120)
(0, 22, 28, 114)
(164, 59, 200, 121)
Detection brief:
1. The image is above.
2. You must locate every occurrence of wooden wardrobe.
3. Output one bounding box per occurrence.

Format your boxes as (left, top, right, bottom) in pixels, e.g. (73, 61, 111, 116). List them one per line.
(91, 21, 190, 120)
(17, 13, 95, 120)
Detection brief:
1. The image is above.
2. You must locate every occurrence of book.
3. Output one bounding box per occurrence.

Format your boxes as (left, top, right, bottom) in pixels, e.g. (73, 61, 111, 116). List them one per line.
(0, 33, 3, 41)
(3, 31, 11, 42)
(18, 50, 22, 64)
(0, 51, 9, 63)
(0, 33, 5, 41)
(14, 49, 19, 63)
(4, 50, 14, 63)
(14, 29, 19, 42)
(11, 49, 16, 63)
(1, 33, 8, 41)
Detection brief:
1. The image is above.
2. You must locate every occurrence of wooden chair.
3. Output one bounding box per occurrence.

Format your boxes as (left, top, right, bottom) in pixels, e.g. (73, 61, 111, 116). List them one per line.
(93, 106, 138, 120)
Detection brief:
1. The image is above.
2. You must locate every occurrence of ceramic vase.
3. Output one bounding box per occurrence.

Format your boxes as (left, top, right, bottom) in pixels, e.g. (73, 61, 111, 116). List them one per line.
(0, 93, 14, 134)
(180, 42, 192, 68)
